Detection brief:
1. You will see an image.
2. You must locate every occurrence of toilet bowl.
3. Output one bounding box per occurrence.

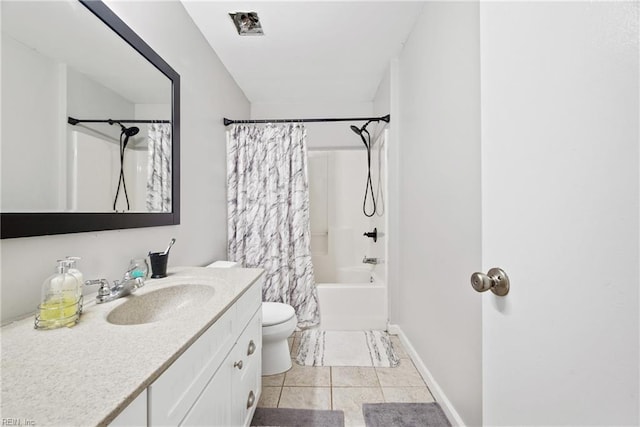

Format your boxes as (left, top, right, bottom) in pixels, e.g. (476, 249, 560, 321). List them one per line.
(205, 261, 297, 375)
(262, 302, 297, 375)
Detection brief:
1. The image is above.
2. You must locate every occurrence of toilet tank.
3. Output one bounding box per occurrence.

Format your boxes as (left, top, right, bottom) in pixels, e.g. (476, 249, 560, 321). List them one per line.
(205, 261, 239, 268)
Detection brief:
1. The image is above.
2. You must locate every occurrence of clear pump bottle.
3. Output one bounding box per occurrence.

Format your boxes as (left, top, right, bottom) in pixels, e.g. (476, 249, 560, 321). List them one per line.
(65, 256, 84, 314)
(35, 260, 82, 330)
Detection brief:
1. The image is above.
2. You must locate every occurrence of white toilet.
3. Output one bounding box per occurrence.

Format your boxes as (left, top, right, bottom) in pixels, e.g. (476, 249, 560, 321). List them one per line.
(206, 261, 297, 376)
(261, 302, 297, 375)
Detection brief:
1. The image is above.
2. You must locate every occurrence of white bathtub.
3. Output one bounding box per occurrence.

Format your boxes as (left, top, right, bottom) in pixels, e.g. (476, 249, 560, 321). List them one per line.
(316, 269, 387, 331)
(336, 265, 373, 283)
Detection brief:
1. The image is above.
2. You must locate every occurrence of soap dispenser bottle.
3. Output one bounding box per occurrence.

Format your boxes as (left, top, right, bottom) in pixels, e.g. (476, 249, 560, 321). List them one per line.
(35, 260, 82, 330)
(65, 256, 84, 314)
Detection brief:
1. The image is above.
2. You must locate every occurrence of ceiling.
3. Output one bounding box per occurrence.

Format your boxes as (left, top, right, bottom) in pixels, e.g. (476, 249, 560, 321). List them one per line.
(2, 1, 170, 104)
(182, 1, 424, 104)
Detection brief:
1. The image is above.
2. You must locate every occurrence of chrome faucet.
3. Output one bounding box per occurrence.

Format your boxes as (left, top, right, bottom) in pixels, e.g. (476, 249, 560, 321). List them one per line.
(85, 276, 145, 304)
(362, 256, 378, 265)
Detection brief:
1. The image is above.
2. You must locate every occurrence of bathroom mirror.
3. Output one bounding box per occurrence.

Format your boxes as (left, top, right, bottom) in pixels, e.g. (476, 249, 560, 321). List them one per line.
(1, 0, 180, 238)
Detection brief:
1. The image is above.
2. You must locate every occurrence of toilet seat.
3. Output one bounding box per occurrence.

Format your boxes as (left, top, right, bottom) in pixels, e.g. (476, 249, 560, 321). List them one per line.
(262, 302, 295, 327)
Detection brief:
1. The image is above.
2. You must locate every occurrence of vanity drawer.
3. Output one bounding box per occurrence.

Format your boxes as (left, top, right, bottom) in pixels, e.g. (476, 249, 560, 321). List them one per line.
(148, 305, 235, 426)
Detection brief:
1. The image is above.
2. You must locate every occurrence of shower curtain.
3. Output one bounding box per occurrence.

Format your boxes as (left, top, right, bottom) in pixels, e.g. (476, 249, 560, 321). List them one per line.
(227, 123, 320, 328)
(146, 123, 172, 212)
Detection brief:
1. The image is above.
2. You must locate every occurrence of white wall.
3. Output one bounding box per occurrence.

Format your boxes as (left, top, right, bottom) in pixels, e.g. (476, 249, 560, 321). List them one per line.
(372, 66, 391, 286)
(0, 0, 249, 323)
(2, 35, 62, 212)
(70, 131, 120, 212)
(480, 2, 639, 425)
(330, 151, 371, 269)
(307, 151, 332, 281)
(308, 150, 372, 282)
(396, 3, 482, 426)
(380, 61, 402, 325)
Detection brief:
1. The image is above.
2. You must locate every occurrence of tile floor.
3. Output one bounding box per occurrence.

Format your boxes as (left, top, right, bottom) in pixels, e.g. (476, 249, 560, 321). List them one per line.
(257, 332, 435, 427)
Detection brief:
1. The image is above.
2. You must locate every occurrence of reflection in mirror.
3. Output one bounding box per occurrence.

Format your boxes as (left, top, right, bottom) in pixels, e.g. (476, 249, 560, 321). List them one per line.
(66, 117, 172, 213)
(2, 0, 172, 214)
(1, 0, 180, 238)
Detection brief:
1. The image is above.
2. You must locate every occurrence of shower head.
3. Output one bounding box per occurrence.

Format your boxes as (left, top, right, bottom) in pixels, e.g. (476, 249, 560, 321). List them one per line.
(350, 119, 377, 136)
(350, 123, 371, 150)
(108, 119, 140, 137)
(119, 125, 139, 150)
(121, 125, 140, 137)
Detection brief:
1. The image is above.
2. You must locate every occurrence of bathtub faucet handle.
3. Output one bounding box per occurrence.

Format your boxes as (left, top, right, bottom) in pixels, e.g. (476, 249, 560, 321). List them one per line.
(363, 228, 378, 242)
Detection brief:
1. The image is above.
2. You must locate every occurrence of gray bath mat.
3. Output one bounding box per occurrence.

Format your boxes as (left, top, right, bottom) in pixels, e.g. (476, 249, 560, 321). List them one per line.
(296, 330, 400, 367)
(251, 407, 344, 426)
(363, 402, 451, 427)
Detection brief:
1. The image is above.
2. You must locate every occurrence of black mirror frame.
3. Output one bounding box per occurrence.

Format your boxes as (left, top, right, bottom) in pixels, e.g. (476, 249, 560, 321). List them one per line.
(1, 0, 180, 239)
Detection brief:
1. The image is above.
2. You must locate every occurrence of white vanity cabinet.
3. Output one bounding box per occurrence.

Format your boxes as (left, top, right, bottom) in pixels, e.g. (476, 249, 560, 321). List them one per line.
(1, 268, 266, 427)
(182, 309, 262, 427)
(148, 279, 262, 427)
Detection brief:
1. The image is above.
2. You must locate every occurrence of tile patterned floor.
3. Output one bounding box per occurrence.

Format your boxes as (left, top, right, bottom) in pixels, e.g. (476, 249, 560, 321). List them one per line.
(257, 332, 435, 427)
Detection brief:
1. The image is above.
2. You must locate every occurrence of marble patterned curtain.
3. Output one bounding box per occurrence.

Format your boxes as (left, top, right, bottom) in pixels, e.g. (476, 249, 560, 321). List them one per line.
(146, 123, 172, 212)
(227, 123, 320, 328)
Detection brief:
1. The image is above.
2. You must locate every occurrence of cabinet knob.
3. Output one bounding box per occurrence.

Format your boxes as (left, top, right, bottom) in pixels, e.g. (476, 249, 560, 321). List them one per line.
(247, 390, 255, 409)
(247, 340, 256, 356)
(233, 360, 243, 370)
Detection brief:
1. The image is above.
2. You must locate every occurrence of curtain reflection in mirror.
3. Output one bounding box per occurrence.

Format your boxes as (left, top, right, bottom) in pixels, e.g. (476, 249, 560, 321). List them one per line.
(146, 123, 172, 212)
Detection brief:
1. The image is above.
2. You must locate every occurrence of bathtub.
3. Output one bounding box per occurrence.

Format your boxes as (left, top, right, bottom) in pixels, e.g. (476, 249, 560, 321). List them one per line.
(316, 267, 387, 331)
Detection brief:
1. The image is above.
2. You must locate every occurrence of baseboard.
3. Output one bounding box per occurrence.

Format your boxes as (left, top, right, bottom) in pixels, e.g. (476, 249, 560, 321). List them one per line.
(387, 323, 466, 427)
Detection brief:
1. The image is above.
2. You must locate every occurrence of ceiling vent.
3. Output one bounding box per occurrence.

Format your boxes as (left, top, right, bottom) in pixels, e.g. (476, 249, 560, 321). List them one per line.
(229, 12, 264, 36)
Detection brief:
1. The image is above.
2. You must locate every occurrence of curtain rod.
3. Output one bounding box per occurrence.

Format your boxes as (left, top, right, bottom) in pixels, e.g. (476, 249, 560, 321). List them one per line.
(68, 116, 170, 125)
(223, 114, 390, 127)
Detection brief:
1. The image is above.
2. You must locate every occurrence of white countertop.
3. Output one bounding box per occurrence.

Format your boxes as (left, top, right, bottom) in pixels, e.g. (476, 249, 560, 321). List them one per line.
(1, 266, 264, 427)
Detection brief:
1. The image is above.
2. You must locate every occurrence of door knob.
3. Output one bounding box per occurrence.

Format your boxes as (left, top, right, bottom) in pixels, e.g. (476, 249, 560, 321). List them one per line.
(470, 268, 510, 296)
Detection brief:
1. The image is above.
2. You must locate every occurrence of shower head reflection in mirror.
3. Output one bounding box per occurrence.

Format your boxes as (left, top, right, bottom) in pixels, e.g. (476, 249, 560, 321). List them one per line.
(113, 121, 140, 211)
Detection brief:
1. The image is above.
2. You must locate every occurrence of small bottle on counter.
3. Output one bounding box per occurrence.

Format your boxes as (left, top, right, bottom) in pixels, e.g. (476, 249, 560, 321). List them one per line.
(35, 260, 82, 330)
(126, 258, 149, 280)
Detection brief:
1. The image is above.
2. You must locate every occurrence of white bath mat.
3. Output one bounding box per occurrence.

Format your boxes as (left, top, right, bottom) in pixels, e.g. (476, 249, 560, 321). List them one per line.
(295, 330, 400, 367)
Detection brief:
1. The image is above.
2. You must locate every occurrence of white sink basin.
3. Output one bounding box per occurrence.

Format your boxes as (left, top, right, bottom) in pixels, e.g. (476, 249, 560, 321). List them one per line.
(107, 284, 215, 325)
